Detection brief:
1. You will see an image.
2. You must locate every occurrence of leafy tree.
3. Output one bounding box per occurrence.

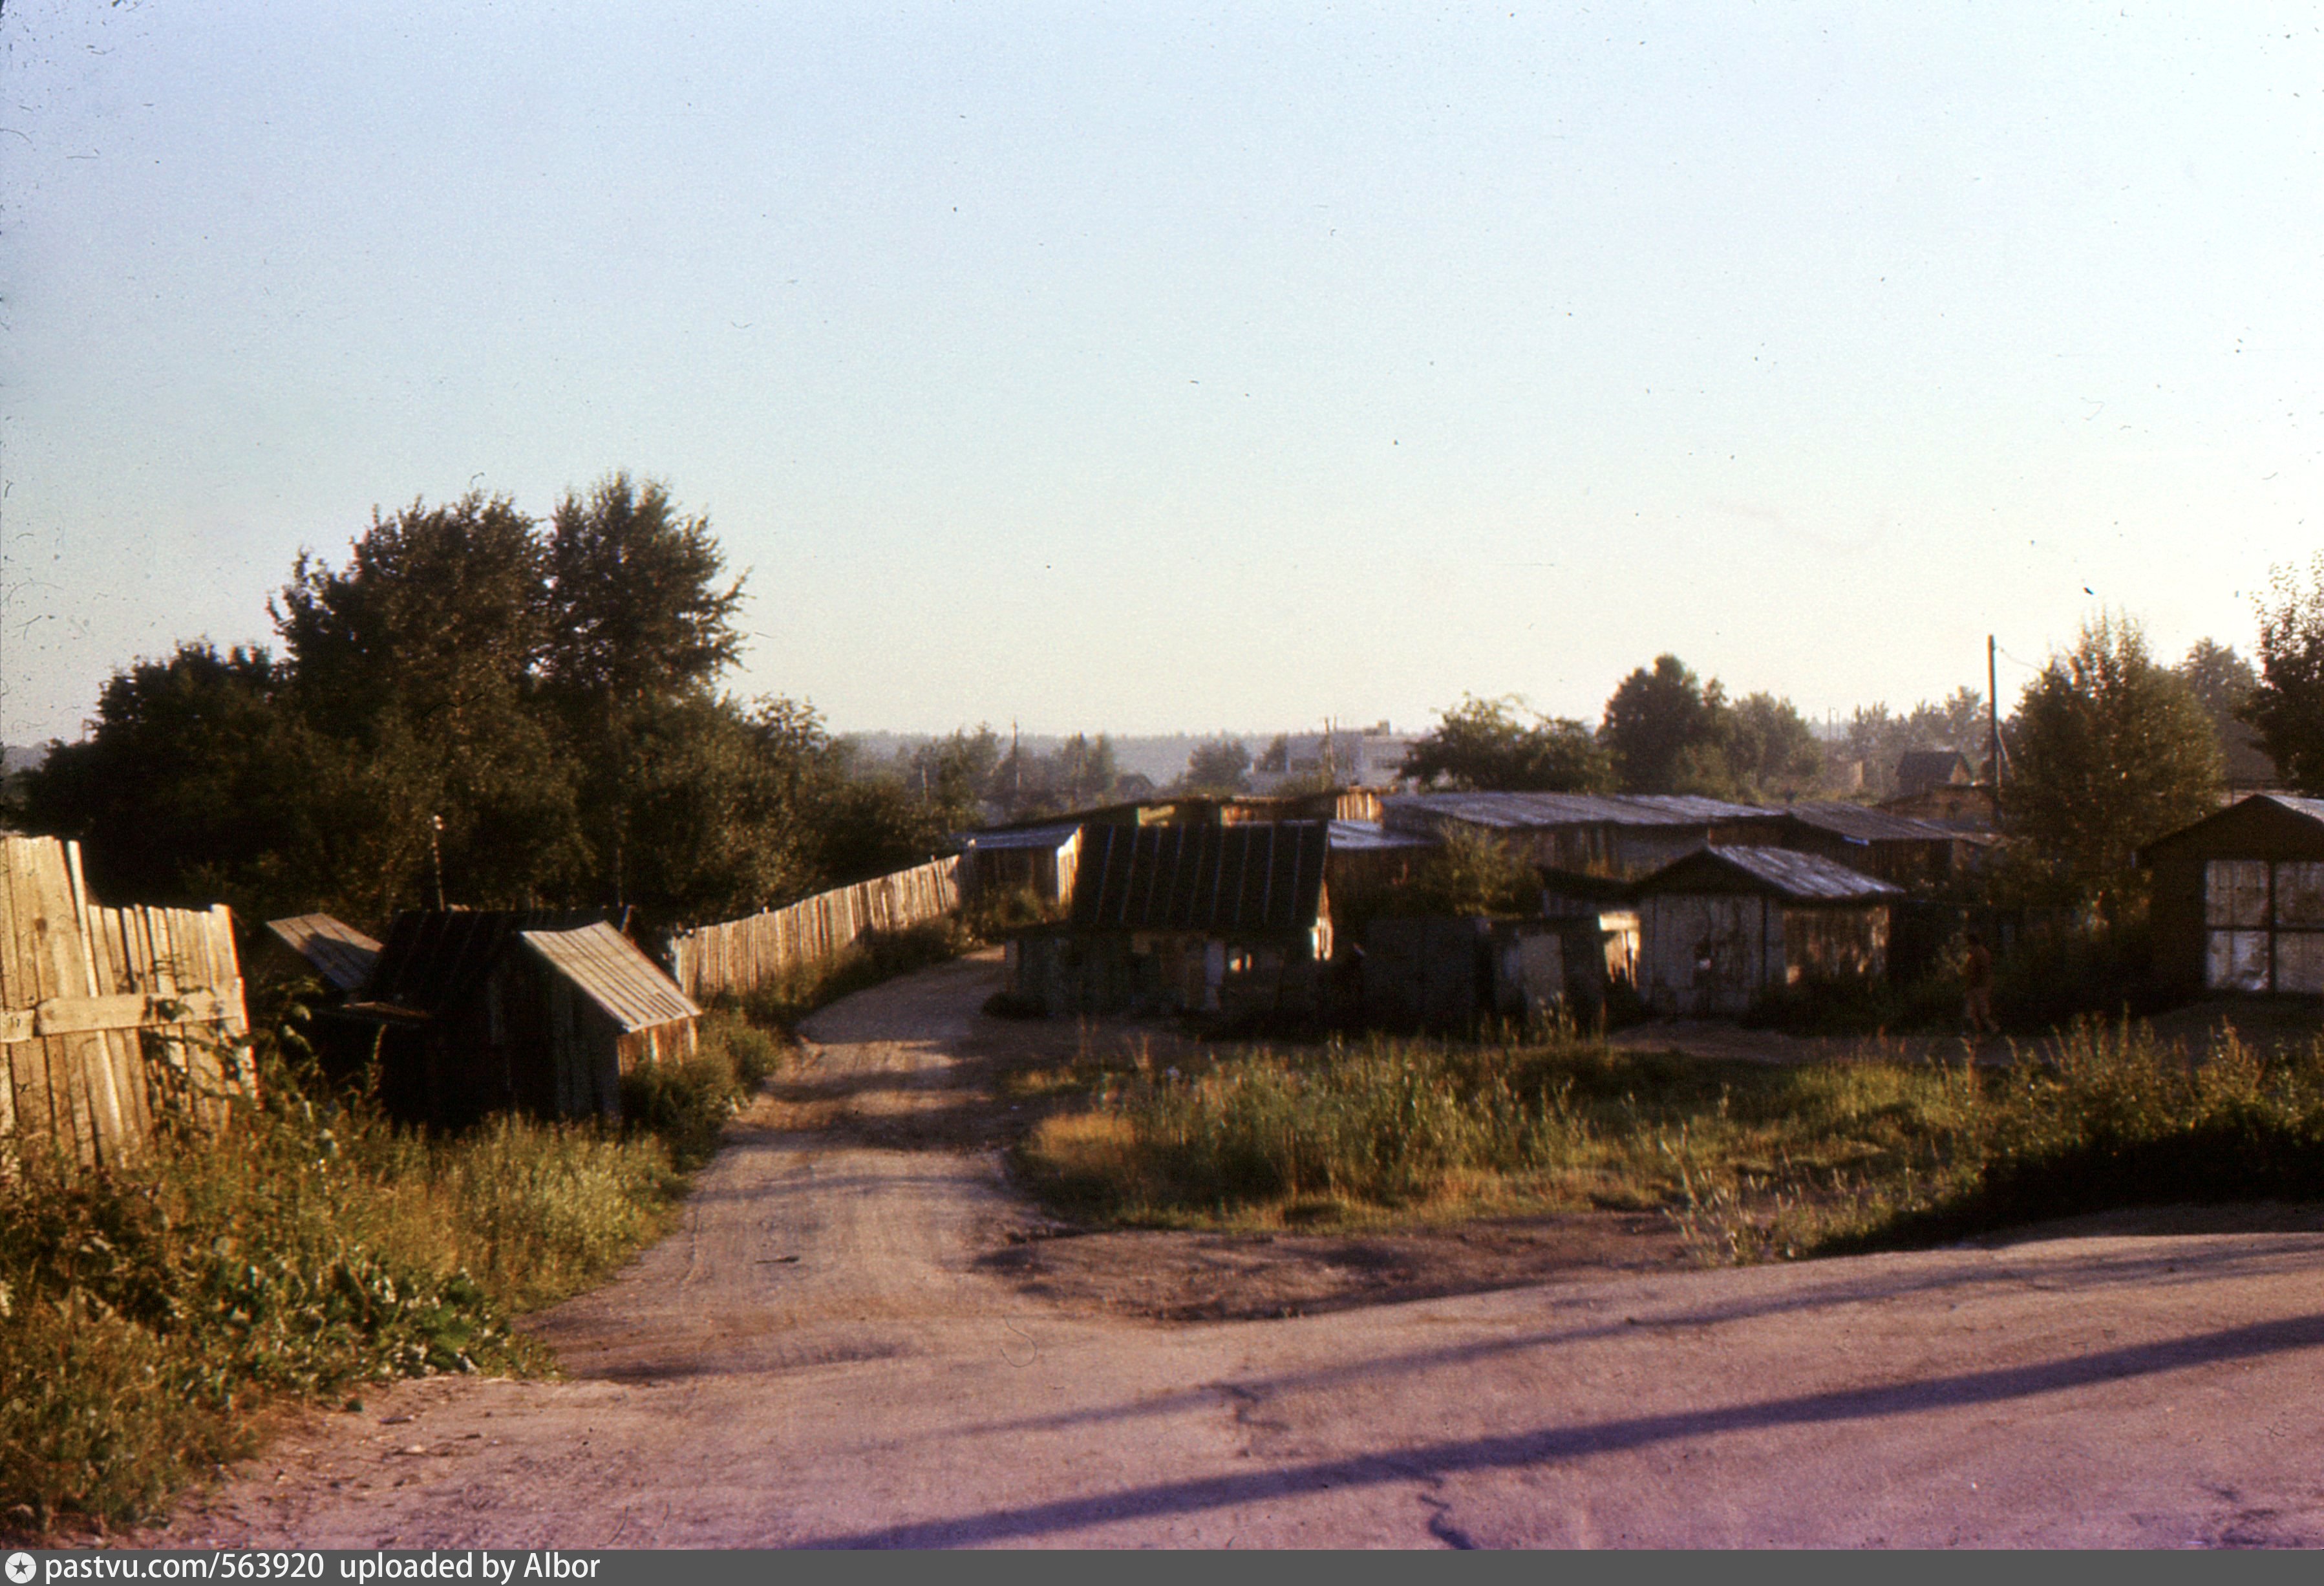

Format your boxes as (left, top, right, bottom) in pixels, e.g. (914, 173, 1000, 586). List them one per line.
(1724, 692, 1823, 799)
(1255, 734, 1291, 775)
(2244, 559, 2324, 793)
(1395, 827, 1537, 917)
(2004, 614, 2223, 916)
(20, 643, 298, 909)
(902, 726, 1005, 834)
(2173, 638, 2276, 786)
(1599, 656, 1730, 795)
(1181, 735, 1253, 794)
(543, 473, 746, 714)
(1400, 695, 1610, 792)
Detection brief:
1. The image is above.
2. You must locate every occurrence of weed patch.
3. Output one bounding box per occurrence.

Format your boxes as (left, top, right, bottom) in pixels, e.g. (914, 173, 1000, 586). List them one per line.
(1012, 1021, 2324, 1261)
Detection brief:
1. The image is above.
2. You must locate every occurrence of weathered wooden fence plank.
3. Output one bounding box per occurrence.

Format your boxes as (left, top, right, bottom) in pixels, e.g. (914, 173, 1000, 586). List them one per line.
(666, 855, 962, 1000)
(0, 837, 254, 1173)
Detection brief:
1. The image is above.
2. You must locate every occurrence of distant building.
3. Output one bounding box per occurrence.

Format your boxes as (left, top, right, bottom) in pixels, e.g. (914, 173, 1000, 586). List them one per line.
(1895, 749, 1974, 798)
(1255, 723, 1413, 791)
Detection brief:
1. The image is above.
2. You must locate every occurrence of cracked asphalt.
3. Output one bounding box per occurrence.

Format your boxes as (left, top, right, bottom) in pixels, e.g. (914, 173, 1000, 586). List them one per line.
(156, 954, 2324, 1548)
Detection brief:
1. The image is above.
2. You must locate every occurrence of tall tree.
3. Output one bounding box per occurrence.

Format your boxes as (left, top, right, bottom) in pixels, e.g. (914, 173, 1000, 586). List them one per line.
(538, 474, 750, 909)
(1599, 656, 1730, 795)
(2005, 614, 2223, 915)
(1725, 692, 1824, 799)
(2176, 637, 2276, 786)
(2245, 558, 2324, 793)
(542, 473, 746, 714)
(272, 492, 583, 912)
(1400, 695, 1609, 791)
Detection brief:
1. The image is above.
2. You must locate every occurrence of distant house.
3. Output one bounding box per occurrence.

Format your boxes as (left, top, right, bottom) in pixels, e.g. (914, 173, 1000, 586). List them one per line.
(344, 909, 698, 1128)
(1383, 791, 1785, 881)
(1633, 846, 1902, 1017)
(1005, 820, 1331, 1018)
(1895, 749, 1974, 798)
(2141, 793, 2324, 997)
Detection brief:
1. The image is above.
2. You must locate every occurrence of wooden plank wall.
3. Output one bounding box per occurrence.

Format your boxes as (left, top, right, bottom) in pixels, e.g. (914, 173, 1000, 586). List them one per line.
(667, 856, 961, 1000)
(0, 836, 254, 1173)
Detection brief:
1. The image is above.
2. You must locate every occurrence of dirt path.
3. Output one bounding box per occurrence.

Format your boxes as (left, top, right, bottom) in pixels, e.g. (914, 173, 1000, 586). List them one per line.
(152, 953, 2324, 1548)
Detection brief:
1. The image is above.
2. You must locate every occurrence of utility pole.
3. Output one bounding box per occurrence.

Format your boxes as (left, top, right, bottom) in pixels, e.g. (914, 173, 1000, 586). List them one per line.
(1987, 634, 2003, 819)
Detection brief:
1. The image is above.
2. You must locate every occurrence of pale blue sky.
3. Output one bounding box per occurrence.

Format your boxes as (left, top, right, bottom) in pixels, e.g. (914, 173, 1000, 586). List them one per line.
(4, 2, 2320, 744)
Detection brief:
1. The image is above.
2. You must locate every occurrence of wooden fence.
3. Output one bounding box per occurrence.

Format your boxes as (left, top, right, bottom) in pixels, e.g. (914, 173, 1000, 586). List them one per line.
(1, 836, 254, 1172)
(666, 856, 961, 1000)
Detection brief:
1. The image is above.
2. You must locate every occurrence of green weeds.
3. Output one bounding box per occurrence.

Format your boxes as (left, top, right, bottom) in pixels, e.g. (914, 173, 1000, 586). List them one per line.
(1013, 1020, 2324, 1262)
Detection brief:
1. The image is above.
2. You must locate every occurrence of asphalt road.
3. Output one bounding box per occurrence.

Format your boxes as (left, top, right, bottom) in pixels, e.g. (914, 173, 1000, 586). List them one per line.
(160, 954, 2324, 1548)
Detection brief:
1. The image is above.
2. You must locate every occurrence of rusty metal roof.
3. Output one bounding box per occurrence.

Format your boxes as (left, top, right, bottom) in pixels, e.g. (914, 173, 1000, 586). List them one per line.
(266, 914, 383, 992)
(359, 908, 617, 1018)
(519, 923, 700, 1032)
(1072, 820, 1328, 934)
(1384, 791, 1776, 831)
(1637, 845, 1903, 903)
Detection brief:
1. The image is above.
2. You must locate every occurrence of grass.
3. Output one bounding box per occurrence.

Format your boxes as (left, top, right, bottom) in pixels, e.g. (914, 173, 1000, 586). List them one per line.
(729, 917, 978, 1032)
(0, 1002, 794, 1538)
(1010, 1018, 2324, 1263)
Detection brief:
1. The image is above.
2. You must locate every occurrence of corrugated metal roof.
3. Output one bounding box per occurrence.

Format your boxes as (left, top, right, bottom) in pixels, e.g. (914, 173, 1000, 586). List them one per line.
(955, 822, 1082, 852)
(1072, 820, 1328, 934)
(520, 923, 701, 1032)
(362, 908, 617, 1017)
(1385, 791, 1775, 830)
(1780, 802, 1994, 844)
(2261, 793, 2324, 824)
(1327, 819, 1436, 852)
(266, 913, 383, 992)
(1640, 845, 1903, 902)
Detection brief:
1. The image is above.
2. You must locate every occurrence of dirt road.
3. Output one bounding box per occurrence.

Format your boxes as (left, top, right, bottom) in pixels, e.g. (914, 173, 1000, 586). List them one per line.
(158, 952, 2324, 1547)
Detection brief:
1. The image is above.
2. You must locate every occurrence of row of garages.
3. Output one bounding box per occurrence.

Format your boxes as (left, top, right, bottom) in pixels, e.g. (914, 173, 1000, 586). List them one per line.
(994, 809, 1919, 1025)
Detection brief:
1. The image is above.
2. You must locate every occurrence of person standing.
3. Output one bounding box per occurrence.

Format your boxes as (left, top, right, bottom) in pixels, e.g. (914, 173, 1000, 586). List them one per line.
(1961, 930, 1998, 1038)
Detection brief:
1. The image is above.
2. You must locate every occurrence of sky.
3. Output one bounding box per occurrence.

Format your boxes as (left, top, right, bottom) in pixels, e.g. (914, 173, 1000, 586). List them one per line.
(3, 2, 2321, 745)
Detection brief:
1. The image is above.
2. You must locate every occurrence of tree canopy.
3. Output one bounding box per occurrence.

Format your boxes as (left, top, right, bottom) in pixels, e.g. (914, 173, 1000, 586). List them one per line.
(20, 475, 946, 932)
(2244, 560, 2324, 793)
(2003, 614, 2223, 915)
(1180, 735, 1253, 794)
(1599, 655, 1731, 795)
(1400, 695, 1609, 792)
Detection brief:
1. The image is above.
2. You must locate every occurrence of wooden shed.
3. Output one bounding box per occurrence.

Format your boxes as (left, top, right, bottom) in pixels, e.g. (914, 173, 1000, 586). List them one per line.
(345, 908, 696, 1128)
(955, 822, 1083, 910)
(2140, 794, 2324, 998)
(1006, 820, 1331, 1018)
(1634, 846, 1902, 1017)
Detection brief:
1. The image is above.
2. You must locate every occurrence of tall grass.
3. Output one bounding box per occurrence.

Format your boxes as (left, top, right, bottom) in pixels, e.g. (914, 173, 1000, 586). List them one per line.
(1014, 1020, 2324, 1259)
(729, 918, 976, 1032)
(0, 1004, 798, 1535)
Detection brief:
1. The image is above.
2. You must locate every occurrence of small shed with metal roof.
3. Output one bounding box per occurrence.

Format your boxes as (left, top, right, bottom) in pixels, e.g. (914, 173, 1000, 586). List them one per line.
(1007, 820, 1333, 1018)
(1633, 846, 1904, 1016)
(2140, 793, 2324, 998)
(341, 907, 695, 1127)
